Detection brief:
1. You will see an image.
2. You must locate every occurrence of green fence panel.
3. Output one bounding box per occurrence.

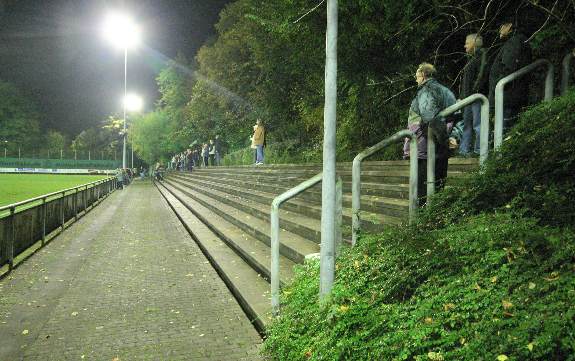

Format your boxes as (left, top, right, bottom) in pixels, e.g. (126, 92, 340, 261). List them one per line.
(0, 157, 121, 170)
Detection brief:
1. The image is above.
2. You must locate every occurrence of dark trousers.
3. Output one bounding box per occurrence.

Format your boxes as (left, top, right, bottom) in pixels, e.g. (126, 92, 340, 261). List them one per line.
(417, 157, 448, 206)
(209, 154, 215, 166)
(203, 156, 209, 167)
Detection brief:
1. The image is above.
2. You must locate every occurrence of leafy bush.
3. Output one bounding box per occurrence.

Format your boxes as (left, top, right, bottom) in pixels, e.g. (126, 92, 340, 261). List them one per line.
(222, 141, 322, 166)
(263, 92, 575, 360)
(264, 215, 575, 360)
(421, 90, 575, 229)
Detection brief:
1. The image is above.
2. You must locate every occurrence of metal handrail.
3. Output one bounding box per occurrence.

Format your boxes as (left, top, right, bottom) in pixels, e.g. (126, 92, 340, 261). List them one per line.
(0, 176, 115, 214)
(494, 59, 554, 150)
(270, 172, 342, 316)
(561, 51, 574, 95)
(1, 176, 116, 272)
(427, 94, 490, 201)
(351, 130, 418, 246)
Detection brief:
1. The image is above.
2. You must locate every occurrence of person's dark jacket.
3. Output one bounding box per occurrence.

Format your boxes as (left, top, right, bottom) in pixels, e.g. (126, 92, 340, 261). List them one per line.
(214, 138, 221, 153)
(489, 32, 532, 108)
(403, 78, 456, 159)
(462, 48, 488, 98)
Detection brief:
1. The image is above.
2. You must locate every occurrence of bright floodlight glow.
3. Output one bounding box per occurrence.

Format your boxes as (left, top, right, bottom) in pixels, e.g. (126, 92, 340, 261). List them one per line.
(102, 12, 141, 49)
(124, 93, 143, 112)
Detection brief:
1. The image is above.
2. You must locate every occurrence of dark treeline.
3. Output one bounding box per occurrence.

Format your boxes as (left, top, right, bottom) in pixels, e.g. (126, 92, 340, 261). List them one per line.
(129, 0, 575, 164)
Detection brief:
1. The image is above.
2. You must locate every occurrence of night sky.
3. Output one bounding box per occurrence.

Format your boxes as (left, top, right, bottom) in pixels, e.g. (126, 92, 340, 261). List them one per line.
(0, 0, 229, 136)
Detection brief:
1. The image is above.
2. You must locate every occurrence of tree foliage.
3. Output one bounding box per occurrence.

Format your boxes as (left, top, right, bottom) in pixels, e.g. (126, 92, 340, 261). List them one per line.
(0, 79, 42, 152)
(134, 0, 574, 163)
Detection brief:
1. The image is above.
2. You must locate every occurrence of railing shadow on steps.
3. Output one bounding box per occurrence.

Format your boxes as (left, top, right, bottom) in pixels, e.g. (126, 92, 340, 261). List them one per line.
(494, 59, 554, 150)
(270, 172, 342, 316)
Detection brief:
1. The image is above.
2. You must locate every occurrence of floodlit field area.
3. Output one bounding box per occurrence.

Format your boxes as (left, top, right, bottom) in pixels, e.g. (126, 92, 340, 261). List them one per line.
(0, 174, 109, 207)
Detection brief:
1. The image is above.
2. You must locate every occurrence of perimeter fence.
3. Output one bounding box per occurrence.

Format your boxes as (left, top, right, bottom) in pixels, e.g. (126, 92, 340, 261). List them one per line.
(0, 177, 117, 274)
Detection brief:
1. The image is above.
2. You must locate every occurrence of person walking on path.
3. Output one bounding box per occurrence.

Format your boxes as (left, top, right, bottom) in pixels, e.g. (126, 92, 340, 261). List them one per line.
(488, 19, 532, 133)
(403, 62, 456, 206)
(459, 33, 488, 157)
(252, 119, 265, 165)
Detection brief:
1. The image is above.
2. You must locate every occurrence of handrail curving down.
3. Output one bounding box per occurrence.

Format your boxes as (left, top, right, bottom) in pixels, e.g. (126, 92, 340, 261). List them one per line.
(351, 130, 418, 246)
(270, 172, 342, 316)
(494, 59, 554, 150)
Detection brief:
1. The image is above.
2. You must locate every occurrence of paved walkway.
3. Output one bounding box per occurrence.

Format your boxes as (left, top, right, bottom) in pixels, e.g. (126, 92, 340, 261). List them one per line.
(0, 181, 262, 360)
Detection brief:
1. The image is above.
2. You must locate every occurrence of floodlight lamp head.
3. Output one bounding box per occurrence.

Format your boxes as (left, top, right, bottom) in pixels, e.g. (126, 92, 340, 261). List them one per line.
(103, 12, 141, 50)
(124, 93, 144, 112)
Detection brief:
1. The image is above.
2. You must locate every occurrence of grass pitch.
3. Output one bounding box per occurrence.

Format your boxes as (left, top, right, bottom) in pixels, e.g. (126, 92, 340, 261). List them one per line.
(0, 173, 109, 207)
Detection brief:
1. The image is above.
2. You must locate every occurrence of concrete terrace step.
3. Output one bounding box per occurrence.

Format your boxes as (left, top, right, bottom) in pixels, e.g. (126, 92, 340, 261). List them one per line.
(156, 183, 273, 330)
(165, 177, 325, 244)
(192, 168, 412, 185)
(205, 158, 478, 173)
(167, 173, 404, 233)
(169, 172, 409, 219)
(162, 179, 320, 264)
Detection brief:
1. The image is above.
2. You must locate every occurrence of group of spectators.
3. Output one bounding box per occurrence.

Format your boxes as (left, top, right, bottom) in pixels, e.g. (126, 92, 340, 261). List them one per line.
(115, 167, 147, 189)
(169, 135, 222, 172)
(404, 18, 533, 205)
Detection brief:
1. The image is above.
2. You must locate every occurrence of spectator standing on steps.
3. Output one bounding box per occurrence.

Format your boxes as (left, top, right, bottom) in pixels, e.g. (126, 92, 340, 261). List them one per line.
(214, 135, 222, 166)
(208, 139, 216, 166)
(403, 63, 456, 206)
(201, 143, 209, 167)
(489, 18, 532, 134)
(252, 119, 265, 165)
(459, 33, 488, 157)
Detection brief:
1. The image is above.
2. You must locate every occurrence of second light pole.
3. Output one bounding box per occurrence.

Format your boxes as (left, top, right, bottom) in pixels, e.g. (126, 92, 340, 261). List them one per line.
(103, 12, 141, 169)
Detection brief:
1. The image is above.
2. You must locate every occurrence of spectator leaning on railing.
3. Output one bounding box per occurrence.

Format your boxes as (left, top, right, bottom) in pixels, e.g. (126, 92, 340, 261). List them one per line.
(404, 62, 456, 206)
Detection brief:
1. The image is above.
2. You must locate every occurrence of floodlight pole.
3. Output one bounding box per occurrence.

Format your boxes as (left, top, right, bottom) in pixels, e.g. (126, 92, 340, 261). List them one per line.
(122, 48, 128, 169)
(319, 0, 338, 300)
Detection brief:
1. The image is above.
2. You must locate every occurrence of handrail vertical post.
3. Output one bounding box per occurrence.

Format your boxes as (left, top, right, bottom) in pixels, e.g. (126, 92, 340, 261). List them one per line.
(41, 197, 47, 246)
(74, 188, 79, 221)
(7, 207, 15, 270)
(270, 201, 281, 316)
(351, 157, 361, 246)
(408, 137, 418, 224)
(426, 127, 436, 201)
(84, 185, 88, 212)
(479, 98, 490, 166)
(545, 63, 554, 101)
(335, 176, 342, 255)
(561, 52, 573, 95)
(60, 191, 65, 230)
